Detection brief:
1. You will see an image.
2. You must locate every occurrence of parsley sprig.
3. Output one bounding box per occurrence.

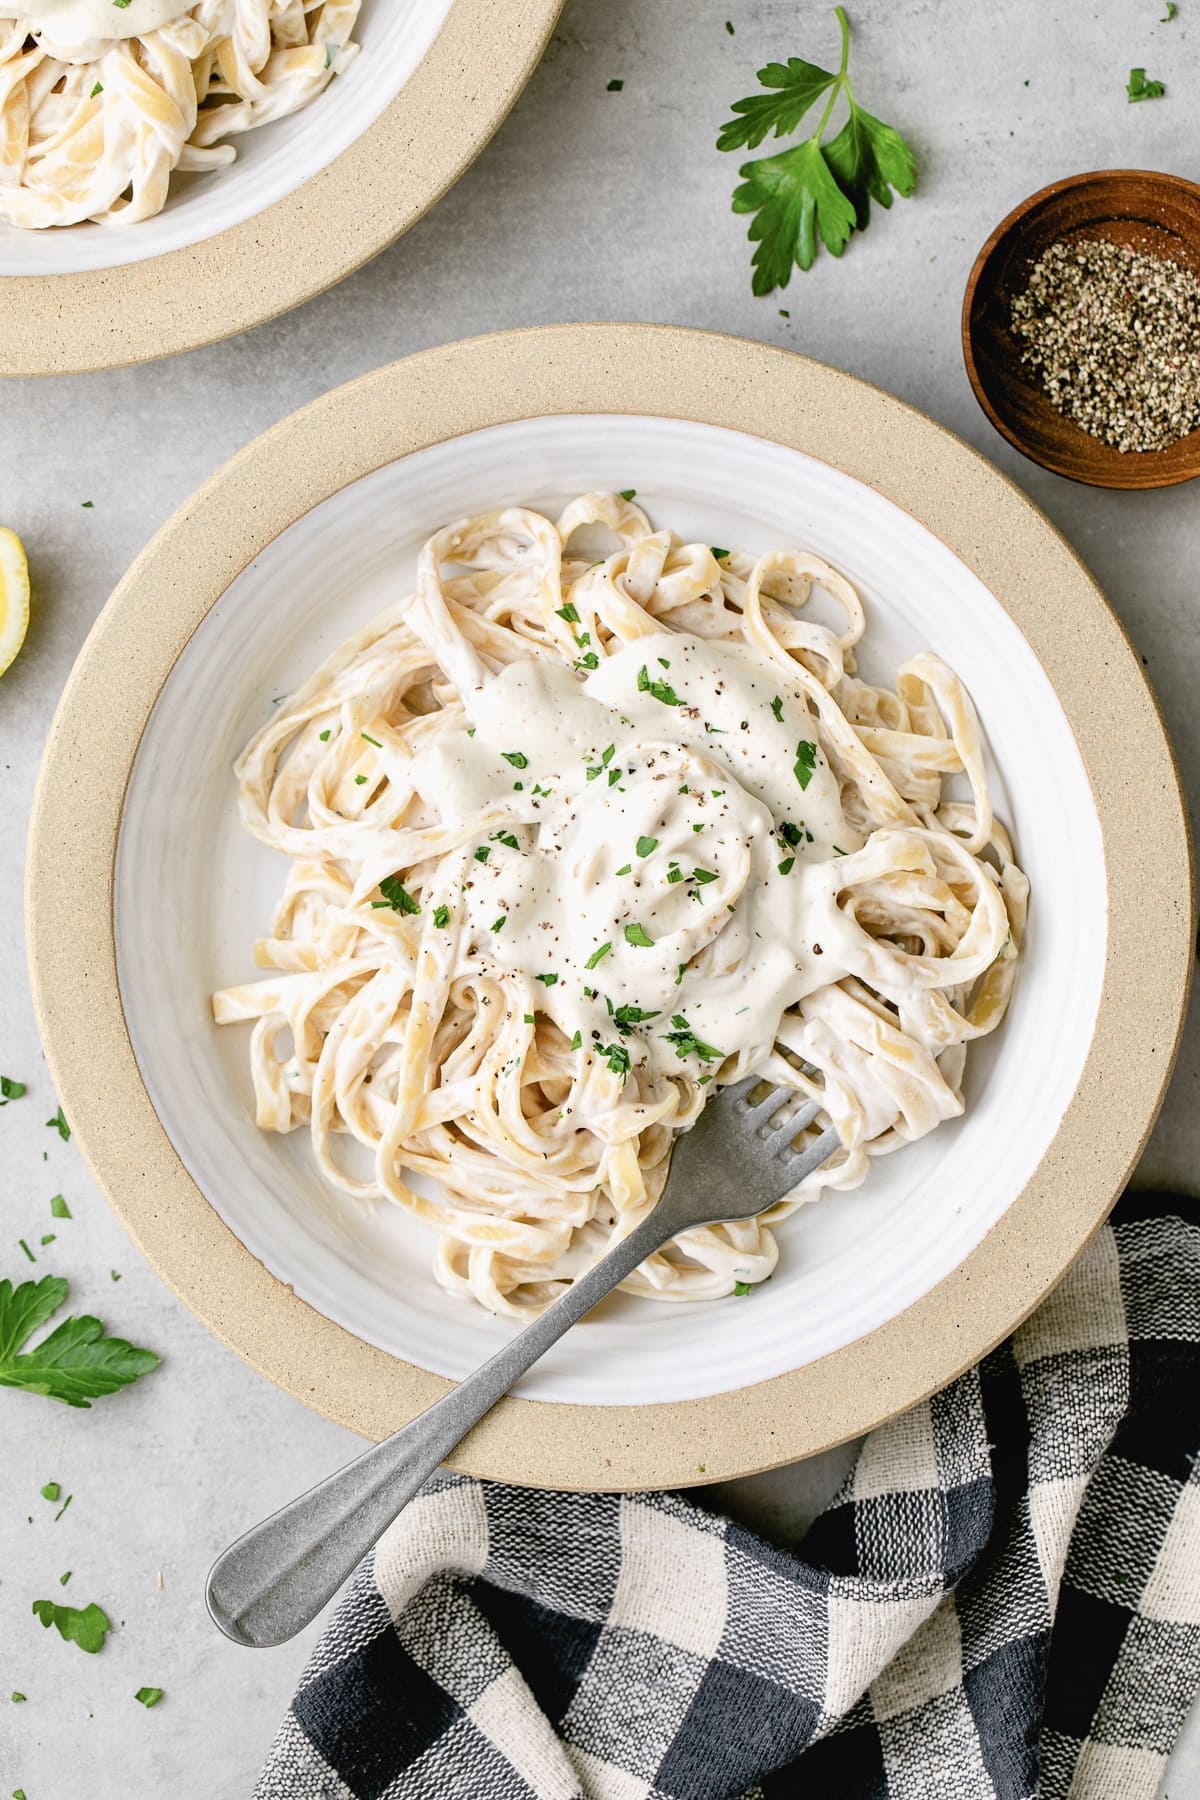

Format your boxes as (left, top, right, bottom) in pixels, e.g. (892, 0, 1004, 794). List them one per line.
(717, 6, 915, 292)
(0, 1275, 159, 1408)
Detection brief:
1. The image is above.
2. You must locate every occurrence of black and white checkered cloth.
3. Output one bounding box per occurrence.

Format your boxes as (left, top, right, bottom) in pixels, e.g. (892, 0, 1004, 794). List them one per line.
(258, 1192, 1200, 1799)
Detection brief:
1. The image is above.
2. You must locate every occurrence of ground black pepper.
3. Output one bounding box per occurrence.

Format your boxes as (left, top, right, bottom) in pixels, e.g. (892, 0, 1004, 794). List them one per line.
(1010, 237, 1200, 452)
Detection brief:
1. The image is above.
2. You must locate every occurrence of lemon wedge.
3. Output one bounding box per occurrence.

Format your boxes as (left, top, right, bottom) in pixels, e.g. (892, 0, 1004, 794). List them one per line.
(0, 528, 31, 678)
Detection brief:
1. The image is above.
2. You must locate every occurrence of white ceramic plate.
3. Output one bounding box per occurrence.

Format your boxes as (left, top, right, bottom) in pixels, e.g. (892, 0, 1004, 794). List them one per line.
(114, 412, 1106, 1406)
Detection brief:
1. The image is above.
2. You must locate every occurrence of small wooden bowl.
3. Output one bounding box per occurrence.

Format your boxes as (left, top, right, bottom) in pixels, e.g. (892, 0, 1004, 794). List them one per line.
(962, 169, 1200, 489)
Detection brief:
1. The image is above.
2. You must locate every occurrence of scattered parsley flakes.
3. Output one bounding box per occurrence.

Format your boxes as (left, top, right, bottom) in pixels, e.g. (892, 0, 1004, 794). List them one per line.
(692, 822, 705, 833)
(637, 664, 682, 706)
(618, 488, 636, 500)
(374, 875, 420, 916)
(725, 18, 734, 31)
(523, 1013, 535, 1025)
(636, 836, 659, 858)
(18, 1240, 34, 1265)
(585, 943, 612, 969)
(615, 863, 632, 876)
(833, 843, 847, 856)
(474, 845, 491, 862)
(49, 1195, 70, 1220)
(0, 1076, 26, 1103)
(733, 1280, 753, 1296)
(490, 916, 507, 933)
(613, 1004, 660, 1032)
(675, 963, 687, 985)
(692, 867, 718, 885)
(433, 905, 450, 929)
(501, 751, 527, 769)
(1162, 0, 1177, 16)
(109, 1270, 121, 1282)
(711, 547, 730, 560)
(624, 922, 655, 947)
(32, 1598, 110, 1654)
(59, 1570, 71, 1585)
(360, 732, 382, 748)
(11, 1692, 25, 1703)
(1127, 65, 1166, 100)
(779, 856, 796, 875)
(39, 1236, 55, 1248)
(135, 1687, 164, 1708)
(492, 830, 520, 849)
(54, 1493, 72, 1522)
(45, 1107, 70, 1142)
(667, 865, 684, 884)
(793, 739, 817, 789)
(607, 77, 624, 91)
(662, 1016, 725, 1062)
(40, 1482, 59, 1502)
(575, 651, 600, 670)
(354, 774, 368, 785)
(0, 1274, 159, 1408)
(81, 501, 94, 507)
(318, 729, 331, 741)
(555, 602, 580, 624)
(770, 695, 784, 722)
(601, 1043, 631, 1077)
(535, 971, 559, 986)
(570, 1030, 583, 1051)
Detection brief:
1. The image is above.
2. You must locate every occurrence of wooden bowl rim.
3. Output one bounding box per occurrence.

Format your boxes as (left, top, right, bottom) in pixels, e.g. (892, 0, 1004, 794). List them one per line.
(961, 167, 1200, 489)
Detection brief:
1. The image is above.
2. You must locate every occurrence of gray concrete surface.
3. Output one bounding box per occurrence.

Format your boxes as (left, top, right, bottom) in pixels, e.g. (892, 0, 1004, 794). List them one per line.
(2, 1, 1198, 1793)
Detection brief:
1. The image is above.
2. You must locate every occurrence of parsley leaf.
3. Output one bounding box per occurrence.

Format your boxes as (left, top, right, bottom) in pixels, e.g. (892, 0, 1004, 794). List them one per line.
(46, 1106, 70, 1142)
(1128, 66, 1166, 100)
(32, 1599, 110, 1654)
(770, 696, 783, 721)
(719, 7, 915, 291)
(601, 1043, 631, 1077)
(49, 1195, 70, 1220)
(433, 905, 450, 929)
(0, 1274, 159, 1408)
(662, 1017, 725, 1062)
(733, 1279, 753, 1296)
(585, 943, 612, 969)
(624, 922, 655, 947)
(618, 488, 637, 501)
(501, 751, 527, 769)
(794, 740, 818, 789)
(375, 875, 420, 916)
(135, 1687, 164, 1707)
(555, 602, 580, 624)
(636, 835, 659, 858)
(0, 1076, 26, 1103)
(613, 1004, 660, 1033)
(535, 971, 559, 986)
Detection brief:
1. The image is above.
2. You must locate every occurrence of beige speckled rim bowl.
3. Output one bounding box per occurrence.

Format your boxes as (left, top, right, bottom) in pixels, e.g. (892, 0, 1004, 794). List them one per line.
(27, 325, 1194, 1491)
(0, 0, 562, 378)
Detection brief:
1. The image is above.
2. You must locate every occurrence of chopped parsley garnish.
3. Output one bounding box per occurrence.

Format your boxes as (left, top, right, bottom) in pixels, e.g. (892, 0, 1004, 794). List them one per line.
(692, 822, 705, 833)
(49, 1195, 70, 1220)
(613, 1004, 660, 1033)
(492, 830, 520, 849)
(1, 1076, 26, 1103)
(11, 1691, 26, 1702)
(793, 739, 818, 789)
(354, 774, 367, 785)
(692, 867, 718, 885)
(54, 1493, 71, 1522)
(90, 81, 103, 96)
(585, 943, 612, 969)
(374, 875, 420, 916)
(59, 1571, 71, 1585)
(18, 1240, 34, 1264)
(586, 744, 616, 780)
(733, 1280, 753, 1296)
(40, 1236, 55, 1247)
(675, 962, 687, 985)
(46, 1107, 70, 1142)
(575, 651, 601, 670)
(667, 865, 684, 884)
(601, 1043, 631, 1077)
(0, 1275, 159, 1407)
(615, 863, 632, 876)
(770, 695, 783, 721)
(624, 922, 655, 947)
(711, 547, 730, 560)
(1128, 65, 1166, 100)
(41, 1482, 59, 1502)
(466, 727, 476, 737)
(607, 78, 624, 91)
(318, 729, 331, 741)
(523, 1013, 535, 1025)
(501, 751, 527, 768)
(778, 856, 796, 875)
(618, 487, 636, 500)
(360, 732, 382, 748)
(491, 916, 507, 933)
(637, 664, 682, 706)
(779, 820, 803, 847)
(636, 835, 659, 858)
(535, 972, 558, 986)
(555, 603, 580, 624)
(570, 1030, 583, 1051)
(658, 656, 670, 668)
(32, 1598, 110, 1654)
(433, 905, 450, 929)
(135, 1687, 164, 1708)
(662, 1016, 725, 1062)
(833, 844, 847, 855)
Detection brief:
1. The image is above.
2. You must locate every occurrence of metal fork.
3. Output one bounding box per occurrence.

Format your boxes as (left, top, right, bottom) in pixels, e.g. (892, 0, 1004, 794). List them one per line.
(206, 1076, 840, 1647)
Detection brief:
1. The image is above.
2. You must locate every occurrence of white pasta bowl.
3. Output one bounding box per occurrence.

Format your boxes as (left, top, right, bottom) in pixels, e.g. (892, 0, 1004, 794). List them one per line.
(0, 0, 561, 374)
(27, 326, 1192, 1489)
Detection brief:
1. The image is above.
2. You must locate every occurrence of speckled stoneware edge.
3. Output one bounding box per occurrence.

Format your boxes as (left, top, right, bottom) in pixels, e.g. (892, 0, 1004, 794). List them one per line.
(26, 326, 1194, 1490)
(0, 0, 562, 378)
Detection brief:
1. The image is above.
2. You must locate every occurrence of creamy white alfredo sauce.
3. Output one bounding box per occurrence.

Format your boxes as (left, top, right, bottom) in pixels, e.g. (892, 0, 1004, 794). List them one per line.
(18, 0, 185, 47)
(411, 631, 864, 1077)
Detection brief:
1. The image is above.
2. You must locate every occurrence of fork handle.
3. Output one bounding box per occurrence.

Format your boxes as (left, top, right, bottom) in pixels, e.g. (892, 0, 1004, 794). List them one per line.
(205, 1205, 674, 1648)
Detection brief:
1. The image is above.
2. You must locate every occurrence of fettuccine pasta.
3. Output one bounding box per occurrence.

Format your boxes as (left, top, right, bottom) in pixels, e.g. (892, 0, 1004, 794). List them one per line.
(214, 495, 1028, 1316)
(0, 0, 358, 228)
